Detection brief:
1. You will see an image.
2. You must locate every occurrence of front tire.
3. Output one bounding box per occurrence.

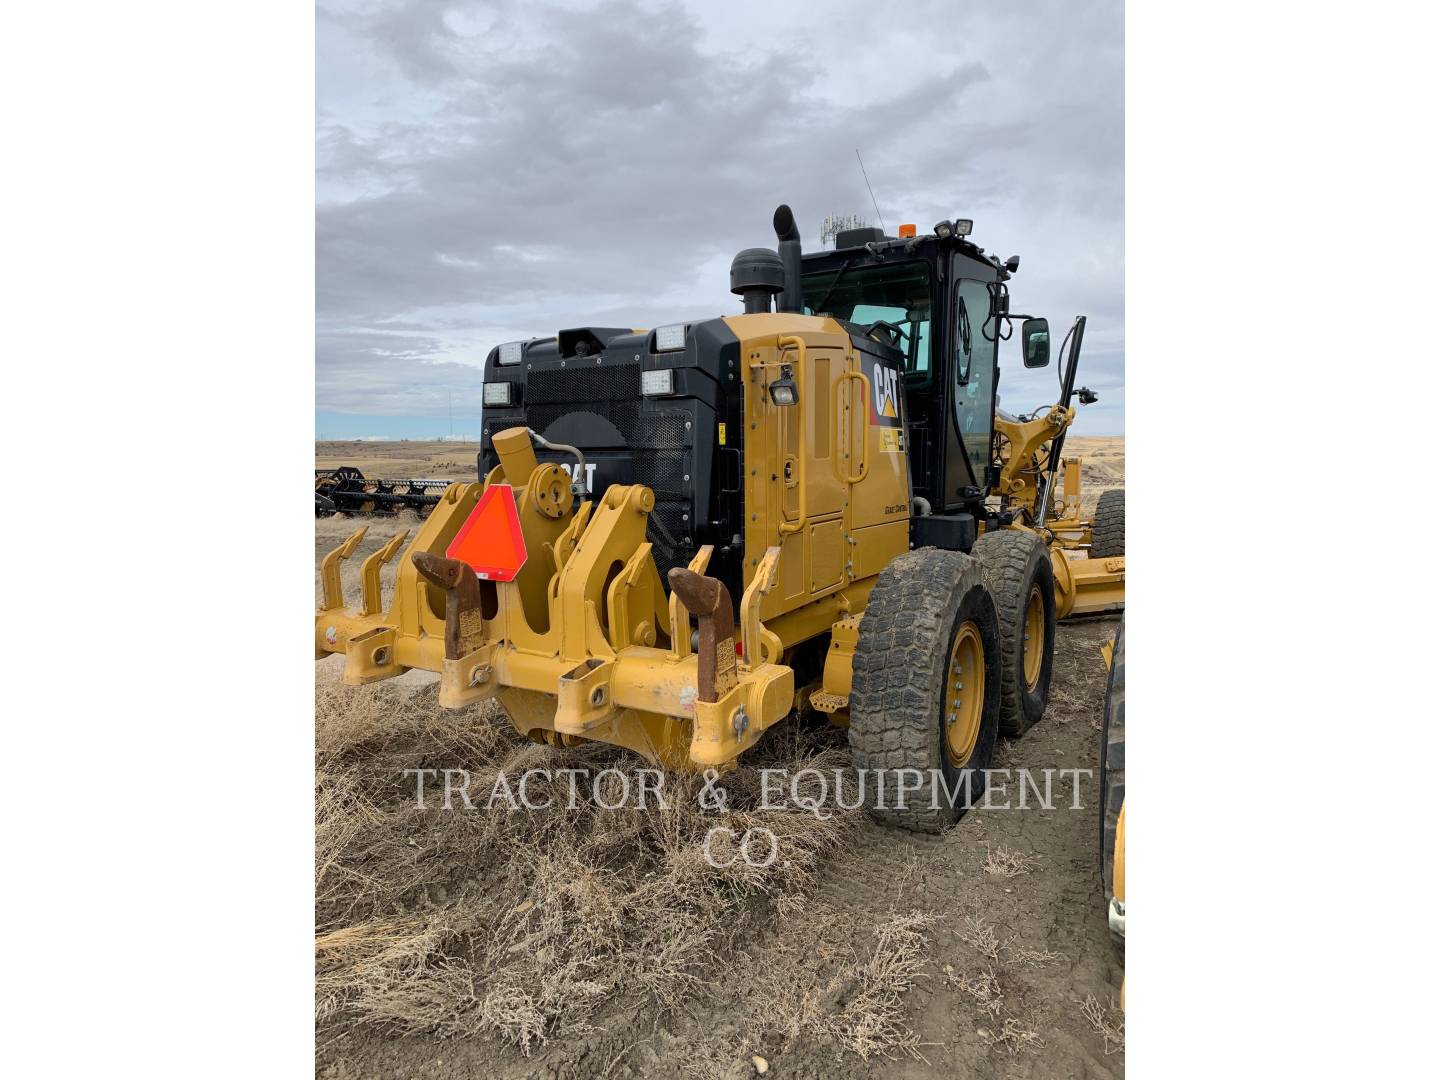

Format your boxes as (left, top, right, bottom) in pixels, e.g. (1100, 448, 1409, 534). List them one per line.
(1090, 489, 1125, 558)
(971, 529, 1056, 736)
(849, 549, 1001, 834)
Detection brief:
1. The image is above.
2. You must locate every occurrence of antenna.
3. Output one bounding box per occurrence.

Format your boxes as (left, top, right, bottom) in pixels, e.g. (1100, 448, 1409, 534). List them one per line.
(855, 149, 886, 233)
(820, 212, 867, 247)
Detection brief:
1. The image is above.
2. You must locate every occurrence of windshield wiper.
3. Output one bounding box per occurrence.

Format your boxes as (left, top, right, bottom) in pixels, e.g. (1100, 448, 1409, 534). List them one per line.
(809, 257, 859, 317)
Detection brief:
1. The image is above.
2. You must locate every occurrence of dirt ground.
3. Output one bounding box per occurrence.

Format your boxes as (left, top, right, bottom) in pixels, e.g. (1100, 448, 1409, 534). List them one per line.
(1058, 437, 1124, 516)
(315, 439, 1125, 1080)
(316, 440, 481, 480)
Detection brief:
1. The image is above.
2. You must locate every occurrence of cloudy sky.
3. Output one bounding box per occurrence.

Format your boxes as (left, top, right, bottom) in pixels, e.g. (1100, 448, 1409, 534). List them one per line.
(317, 0, 1123, 439)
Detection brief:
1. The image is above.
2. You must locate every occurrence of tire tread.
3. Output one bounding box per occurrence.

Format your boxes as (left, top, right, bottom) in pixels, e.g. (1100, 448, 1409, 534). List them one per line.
(849, 549, 996, 834)
(971, 530, 1054, 735)
(1091, 489, 1125, 558)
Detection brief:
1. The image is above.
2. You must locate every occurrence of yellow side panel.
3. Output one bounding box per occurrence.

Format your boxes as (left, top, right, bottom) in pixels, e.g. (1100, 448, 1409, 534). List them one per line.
(847, 353, 911, 533)
(808, 519, 845, 593)
(778, 346, 847, 529)
(778, 529, 805, 606)
(850, 519, 909, 580)
(724, 313, 910, 642)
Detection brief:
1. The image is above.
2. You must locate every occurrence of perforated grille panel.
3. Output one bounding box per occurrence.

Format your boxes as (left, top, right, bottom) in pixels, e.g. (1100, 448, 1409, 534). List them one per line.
(525, 363, 640, 440)
(633, 412, 692, 579)
(522, 362, 694, 579)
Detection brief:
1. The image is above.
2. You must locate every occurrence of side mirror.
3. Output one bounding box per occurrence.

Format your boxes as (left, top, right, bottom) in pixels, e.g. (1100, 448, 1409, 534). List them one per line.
(1021, 318, 1050, 368)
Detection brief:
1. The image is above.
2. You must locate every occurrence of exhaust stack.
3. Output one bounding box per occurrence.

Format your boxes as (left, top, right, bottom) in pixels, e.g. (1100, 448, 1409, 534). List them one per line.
(772, 204, 803, 313)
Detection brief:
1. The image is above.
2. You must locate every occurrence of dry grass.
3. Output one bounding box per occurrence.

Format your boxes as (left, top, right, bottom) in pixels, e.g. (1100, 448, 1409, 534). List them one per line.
(959, 909, 1002, 962)
(1002, 940, 1065, 968)
(315, 439, 481, 479)
(315, 665, 866, 1057)
(977, 1016, 1045, 1056)
(947, 905, 1064, 1060)
(1081, 993, 1126, 1055)
(1045, 660, 1105, 724)
(830, 910, 938, 1060)
(728, 903, 940, 1064)
(980, 842, 1039, 879)
(945, 964, 1004, 1018)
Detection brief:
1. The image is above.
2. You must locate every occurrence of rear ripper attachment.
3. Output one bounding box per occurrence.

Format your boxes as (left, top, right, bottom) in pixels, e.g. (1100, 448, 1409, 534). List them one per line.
(316, 426, 794, 770)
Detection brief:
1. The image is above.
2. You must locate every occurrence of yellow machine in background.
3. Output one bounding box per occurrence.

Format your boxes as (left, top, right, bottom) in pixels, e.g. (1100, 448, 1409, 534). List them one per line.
(992, 405, 1124, 618)
(1101, 619, 1126, 1004)
(317, 205, 1124, 832)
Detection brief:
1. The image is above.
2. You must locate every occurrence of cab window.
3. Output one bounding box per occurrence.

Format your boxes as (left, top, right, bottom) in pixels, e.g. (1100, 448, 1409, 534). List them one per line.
(953, 277, 997, 482)
(802, 261, 932, 377)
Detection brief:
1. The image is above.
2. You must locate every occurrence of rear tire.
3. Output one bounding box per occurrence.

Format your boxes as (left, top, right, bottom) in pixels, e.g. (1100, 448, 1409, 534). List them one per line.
(849, 548, 1001, 834)
(1100, 619, 1125, 947)
(971, 529, 1055, 736)
(1090, 489, 1125, 558)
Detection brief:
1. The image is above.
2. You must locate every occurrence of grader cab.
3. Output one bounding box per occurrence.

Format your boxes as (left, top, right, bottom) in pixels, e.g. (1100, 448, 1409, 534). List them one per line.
(316, 205, 1125, 831)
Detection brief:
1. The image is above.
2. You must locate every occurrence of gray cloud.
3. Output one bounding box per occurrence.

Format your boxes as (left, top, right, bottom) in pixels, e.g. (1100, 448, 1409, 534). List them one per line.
(318, 0, 1123, 432)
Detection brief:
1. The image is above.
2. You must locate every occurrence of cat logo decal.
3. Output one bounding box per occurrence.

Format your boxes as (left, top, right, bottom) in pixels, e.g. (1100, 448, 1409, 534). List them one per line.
(861, 355, 905, 453)
(872, 363, 901, 422)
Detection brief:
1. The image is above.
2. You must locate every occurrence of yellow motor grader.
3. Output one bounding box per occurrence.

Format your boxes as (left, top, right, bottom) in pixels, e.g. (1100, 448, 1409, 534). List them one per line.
(316, 206, 1124, 832)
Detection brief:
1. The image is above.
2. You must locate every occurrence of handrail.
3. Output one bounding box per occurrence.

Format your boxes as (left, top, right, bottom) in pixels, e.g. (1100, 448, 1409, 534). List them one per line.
(835, 369, 871, 485)
(777, 335, 809, 536)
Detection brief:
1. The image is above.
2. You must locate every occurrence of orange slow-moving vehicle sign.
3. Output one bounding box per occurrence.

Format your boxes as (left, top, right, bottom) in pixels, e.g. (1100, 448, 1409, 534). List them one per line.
(445, 484, 528, 581)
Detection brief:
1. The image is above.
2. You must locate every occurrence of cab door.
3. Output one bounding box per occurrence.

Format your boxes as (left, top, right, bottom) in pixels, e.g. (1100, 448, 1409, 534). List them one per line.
(778, 342, 847, 530)
(776, 341, 849, 599)
(845, 342, 912, 580)
(951, 275, 998, 490)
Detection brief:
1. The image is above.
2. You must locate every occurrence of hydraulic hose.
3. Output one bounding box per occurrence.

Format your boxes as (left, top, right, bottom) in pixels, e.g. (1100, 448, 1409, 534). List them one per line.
(527, 428, 588, 495)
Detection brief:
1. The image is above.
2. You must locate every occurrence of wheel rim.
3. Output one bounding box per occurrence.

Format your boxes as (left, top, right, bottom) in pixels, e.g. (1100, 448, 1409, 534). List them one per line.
(1022, 585, 1045, 691)
(945, 621, 985, 766)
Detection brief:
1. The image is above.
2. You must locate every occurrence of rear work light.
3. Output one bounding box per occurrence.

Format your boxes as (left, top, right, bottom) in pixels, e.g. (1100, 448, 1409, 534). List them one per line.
(768, 364, 798, 406)
(640, 368, 674, 397)
(497, 341, 524, 366)
(653, 323, 687, 352)
(483, 383, 514, 406)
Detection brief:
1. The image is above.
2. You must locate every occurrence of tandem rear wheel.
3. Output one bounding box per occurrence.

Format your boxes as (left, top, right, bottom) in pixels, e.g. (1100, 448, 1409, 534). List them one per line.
(848, 548, 1002, 834)
(971, 529, 1056, 736)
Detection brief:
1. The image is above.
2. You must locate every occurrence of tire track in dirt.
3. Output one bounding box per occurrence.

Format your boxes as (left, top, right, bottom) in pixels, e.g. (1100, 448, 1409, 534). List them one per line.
(779, 617, 1125, 1079)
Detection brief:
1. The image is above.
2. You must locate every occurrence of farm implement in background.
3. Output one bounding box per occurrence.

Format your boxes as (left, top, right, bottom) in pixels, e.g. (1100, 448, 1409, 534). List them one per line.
(315, 466, 450, 518)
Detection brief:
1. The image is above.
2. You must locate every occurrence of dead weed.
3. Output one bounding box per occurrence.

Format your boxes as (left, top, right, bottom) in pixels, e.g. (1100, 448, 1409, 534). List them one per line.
(315, 666, 859, 1056)
(977, 1016, 1045, 1056)
(980, 842, 1039, 878)
(1082, 992, 1126, 1054)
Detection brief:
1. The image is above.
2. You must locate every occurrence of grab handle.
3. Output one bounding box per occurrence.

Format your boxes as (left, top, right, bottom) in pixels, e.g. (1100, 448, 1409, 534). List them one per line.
(777, 335, 809, 535)
(835, 369, 871, 484)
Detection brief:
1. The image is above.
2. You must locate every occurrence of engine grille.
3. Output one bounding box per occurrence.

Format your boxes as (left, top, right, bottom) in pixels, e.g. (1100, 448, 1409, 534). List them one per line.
(523, 361, 693, 579)
(525, 363, 641, 441)
(633, 412, 692, 579)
